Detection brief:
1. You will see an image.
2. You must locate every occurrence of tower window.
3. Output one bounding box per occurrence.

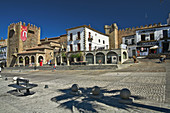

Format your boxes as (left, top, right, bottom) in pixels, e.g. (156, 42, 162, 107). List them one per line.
(9, 30, 15, 38)
(28, 30, 35, 34)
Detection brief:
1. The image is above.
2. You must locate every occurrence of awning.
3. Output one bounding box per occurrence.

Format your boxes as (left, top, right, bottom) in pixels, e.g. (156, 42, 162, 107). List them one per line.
(150, 45, 158, 49)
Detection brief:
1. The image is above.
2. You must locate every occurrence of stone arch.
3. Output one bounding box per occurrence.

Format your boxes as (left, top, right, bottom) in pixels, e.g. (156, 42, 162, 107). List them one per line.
(96, 52, 105, 64)
(25, 56, 29, 66)
(38, 56, 43, 63)
(86, 53, 94, 64)
(31, 56, 35, 63)
(123, 52, 127, 59)
(107, 51, 118, 64)
(19, 56, 23, 63)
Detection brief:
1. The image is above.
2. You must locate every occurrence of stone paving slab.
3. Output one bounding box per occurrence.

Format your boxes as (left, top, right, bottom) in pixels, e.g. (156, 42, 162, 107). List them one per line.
(165, 62, 170, 104)
(1, 59, 170, 113)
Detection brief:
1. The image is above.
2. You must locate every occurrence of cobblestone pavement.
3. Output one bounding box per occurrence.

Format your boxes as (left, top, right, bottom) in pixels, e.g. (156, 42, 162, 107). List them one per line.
(0, 59, 170, 113)
(165, 62, 170, 104)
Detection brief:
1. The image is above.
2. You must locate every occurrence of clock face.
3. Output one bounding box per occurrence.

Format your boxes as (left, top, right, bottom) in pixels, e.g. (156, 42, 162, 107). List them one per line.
(9, 30, 15, 38)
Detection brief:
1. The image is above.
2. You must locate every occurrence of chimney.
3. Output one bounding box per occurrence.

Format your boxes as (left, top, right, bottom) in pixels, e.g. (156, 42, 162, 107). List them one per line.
(45, 37, 48, 42)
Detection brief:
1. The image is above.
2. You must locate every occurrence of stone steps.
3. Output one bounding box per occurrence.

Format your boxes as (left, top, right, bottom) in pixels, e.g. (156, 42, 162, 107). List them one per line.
(3, 65, 118, 71)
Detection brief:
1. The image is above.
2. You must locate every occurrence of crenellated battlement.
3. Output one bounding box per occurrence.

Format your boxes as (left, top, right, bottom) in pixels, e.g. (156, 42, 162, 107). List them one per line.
(7, 21, 41, 67)
(118, 23, 163, 32)
(105, 22, 165, 49)
(9, 21, 40, 31)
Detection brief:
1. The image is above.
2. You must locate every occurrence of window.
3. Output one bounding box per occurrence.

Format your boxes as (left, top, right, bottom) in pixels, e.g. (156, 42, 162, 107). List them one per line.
(77, 43, 80, 51)
(9, 30, 15, 38)
(150, 33, 154, 40)
(103, 40, 105, 44)
(89, 43, 91, 51)
(70, 33, 73, 41)
(70, 44, 73, 51)
(132, 39, 135, 45)
(77, 32, 80, 40)
(125, 40, 128, 45)
(99, 39, 100, 43)
(28, 30, 34, 34)
(163, 30, 168, 38)
(141, 34, 145, 41)
(19, 57, 23, 63)
(89, 32, 91, 38)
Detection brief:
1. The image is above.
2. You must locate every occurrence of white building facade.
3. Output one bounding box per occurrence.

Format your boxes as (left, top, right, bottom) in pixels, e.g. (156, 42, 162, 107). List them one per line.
(0, 46, 7, 67)
(136, 25, 170, 56)
(121, 25, 170, 57)
(66, 25, 109, 52)
(122, 35, 136, 57)
(65, 25, 128, 65)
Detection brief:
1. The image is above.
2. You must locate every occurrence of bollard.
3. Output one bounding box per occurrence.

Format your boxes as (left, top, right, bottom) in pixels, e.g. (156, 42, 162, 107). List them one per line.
(5, 78, 8, 81)
(90, 86, 103, 99)
(71, 84, 79, 92)
(119, 88, 133, 104)
(70, 84, 82, 95)
(92, 86, 100, 95)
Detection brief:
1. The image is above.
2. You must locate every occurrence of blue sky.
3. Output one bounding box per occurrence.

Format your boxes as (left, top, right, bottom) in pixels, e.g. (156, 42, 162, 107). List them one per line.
(0, 0, 169, 39)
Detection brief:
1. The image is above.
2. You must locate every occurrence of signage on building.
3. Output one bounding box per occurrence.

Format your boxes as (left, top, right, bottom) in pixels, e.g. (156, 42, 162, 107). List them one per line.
(139, 28, 156, 34)
(137, 41, 158, 46)
(139, 47, 147, 52)
(21, 25, 27, 41)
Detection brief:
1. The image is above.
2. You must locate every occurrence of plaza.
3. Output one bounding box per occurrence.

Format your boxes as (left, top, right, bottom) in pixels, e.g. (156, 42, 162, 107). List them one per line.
(0, 58, 170, 113)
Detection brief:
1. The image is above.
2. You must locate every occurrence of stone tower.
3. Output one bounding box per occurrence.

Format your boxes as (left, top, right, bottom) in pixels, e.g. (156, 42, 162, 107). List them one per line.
(104, 23, 118, 49)
(7, 21, 41, 67)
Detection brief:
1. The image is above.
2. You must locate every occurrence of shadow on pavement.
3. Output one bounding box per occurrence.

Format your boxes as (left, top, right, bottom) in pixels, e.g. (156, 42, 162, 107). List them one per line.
(51, 87, 147, 112)
(7, 89, 36, 97)
(131, 103, 170, 112)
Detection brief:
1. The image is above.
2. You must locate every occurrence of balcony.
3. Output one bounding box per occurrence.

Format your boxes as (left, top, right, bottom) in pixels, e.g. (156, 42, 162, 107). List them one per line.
(88, 37, 93, 41)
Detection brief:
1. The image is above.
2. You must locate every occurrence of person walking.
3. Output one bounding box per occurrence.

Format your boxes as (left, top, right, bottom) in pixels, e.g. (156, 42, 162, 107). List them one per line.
(132, 56, 138, 63)
(160, 55, 166, 63)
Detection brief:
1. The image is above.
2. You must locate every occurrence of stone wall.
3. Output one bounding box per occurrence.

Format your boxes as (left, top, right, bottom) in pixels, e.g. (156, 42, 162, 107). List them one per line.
(7, 22, 41, 67)
(104, 23, 119, 49)
(45, 49, 54, 63)
(59, 34, 67, 49)
(105, 23, 164, 49)
(23, 23, 40, 50)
